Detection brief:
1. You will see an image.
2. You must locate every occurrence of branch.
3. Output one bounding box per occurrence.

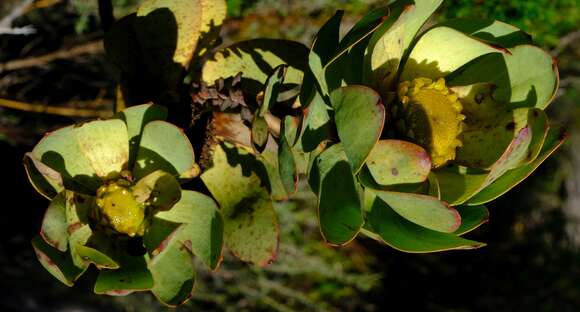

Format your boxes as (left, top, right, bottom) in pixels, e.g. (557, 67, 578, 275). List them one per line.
(0, 98, 113, 118)
(0, 40, 103, 72)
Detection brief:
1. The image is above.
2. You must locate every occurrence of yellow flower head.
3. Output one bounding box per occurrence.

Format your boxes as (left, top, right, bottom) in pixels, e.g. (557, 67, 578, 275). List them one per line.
(397, 77, 465, 168)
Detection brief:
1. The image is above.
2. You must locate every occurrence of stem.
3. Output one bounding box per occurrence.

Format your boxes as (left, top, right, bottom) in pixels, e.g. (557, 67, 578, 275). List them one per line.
(97, 0, 115, 32)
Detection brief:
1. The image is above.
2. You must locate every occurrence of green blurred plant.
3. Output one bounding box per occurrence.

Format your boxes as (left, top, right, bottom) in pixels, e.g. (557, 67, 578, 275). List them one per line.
(440, 0, 580, 48)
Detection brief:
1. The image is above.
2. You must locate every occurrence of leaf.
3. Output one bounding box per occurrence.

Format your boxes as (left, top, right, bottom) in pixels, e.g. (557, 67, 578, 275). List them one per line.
(75, 241, 120, 270)
(195, 0, 227, 58)
(23, 153, 63, 199)
(137, 0, 202, 69)
(331, 86, 385, 173)
(143, 217, 181, 252)
(304, 10, 343, 103)
(156, 190, 224, 270)
(453, 101, 542, 169)
(201, 142, 278, 266)
(467, 125, 567, 205)
(454, 205, 489, 235)
(301, 93, 334, 153)
(434, 26, 557, 109)
(370, 189, 461, 233)
(313, 144, 363, 245)
(31, 125, 101, 194)
(278, 116, 298, 194)
(133, 121, 199, 180)
(74, 119, 129, 179)
(438, 118, 544, 205)
(202, 39, 308, 96)
(116, 104, 168, 167)
(149, 229, 195, 307)
(499, 45, 558, 109)
(259, 65, 288, 117)
(400, 26, 501, 82)
(438, 18, 532, 48)
(436, 167, 487, 205)
(94, 254, 154, 296)
(31, 236, 86, 287)
(251, 115, 269, 153)
(367, 196, 484, 253)
(325, 6, 389, 86)
(366, 0, 443, 88)
(40, 192, 68, 252)
(132, 170, 182, 211)
(365, 140, 431, 186)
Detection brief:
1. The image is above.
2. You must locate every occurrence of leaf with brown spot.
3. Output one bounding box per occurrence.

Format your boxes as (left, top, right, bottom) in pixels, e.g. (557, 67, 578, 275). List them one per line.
(201, 142, 278, 266)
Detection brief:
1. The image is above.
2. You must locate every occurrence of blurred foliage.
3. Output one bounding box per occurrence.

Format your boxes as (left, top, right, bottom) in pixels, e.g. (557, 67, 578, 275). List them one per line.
(71, 0, 139, 33)
(440, 0, 580, 48)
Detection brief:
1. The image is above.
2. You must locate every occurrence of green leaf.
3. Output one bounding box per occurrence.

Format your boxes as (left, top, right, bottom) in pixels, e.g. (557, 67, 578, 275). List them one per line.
(134, 121, 199, 180)
(196, 0, 227, 58)
(251, 115, 269, 153)
(365, 140, 431, 186)
(454, 205, 489, 235)
(278, 116, 298, 194)
(31, 125, 101, 194)
(366, 0, 443, 88)
(499, 45, 558, 109)
(116, 104, 168, 167)
(75, 243, 120, 270)
(156, 190, 224, 270)
(305, 10, 343, 102)
(133, 170, 182, 211)
(367, 196, 484, 253)
(201, 142, 278, 266)
(453, 97, 542, 168)
(23, 153, 63, 199)
(32, 236, 86, 287)
(325, 6, 389, 86)
(435, 26, 557, 109)
(331, 86, 385, 173)
(438, 114, 545, 205)
(301, 93, 334, 153)
(314, 144, 363, 245)
(94, 254, 154, 296)
(370, 189, 460, 233)
(40, 192, 68, 252)
(436, 166, 487, 205)
(259, 65, 288, 117)
(149, 229, 195, 307)
(438, 18, 532, 48)
(400, 26, 500, 82)
(68, 225, 92, 269)
(74, 119, 129, 179)
(202, 39, 308, 96)
(143, 217, 181, 252)
(467, 125, 567, 205)
(137, 0, 202, 70)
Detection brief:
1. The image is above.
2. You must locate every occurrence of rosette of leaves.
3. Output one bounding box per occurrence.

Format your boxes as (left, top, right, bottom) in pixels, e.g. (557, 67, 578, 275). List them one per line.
(297, 0, 567, 252)
(24, 104, 224, 306)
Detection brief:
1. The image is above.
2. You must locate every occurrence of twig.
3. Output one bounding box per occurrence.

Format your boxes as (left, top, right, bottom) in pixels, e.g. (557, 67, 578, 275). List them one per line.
(0, 40, 104, 72)
(0, 98, 113, 118)
(551, 29, 580, 57)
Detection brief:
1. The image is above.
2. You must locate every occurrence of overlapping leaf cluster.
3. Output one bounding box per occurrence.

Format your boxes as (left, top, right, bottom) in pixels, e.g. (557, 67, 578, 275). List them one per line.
(24, 0, 567, 306)
(203, 0, 565, 252)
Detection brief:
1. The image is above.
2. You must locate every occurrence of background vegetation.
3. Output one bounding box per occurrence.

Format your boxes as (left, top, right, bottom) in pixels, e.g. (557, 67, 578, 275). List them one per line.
(0, 0, 578, 311)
